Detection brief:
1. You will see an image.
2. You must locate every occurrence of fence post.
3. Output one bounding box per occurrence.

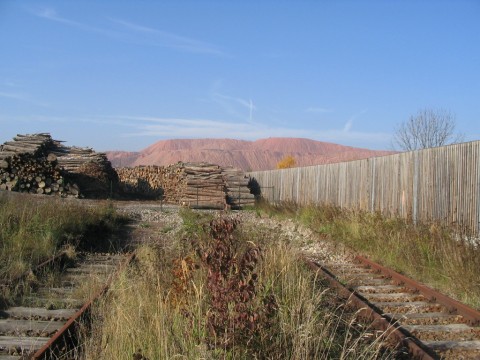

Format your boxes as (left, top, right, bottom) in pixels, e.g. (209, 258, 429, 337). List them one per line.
(296, 167, 300, 204)
(477, 145, 480, 235)
(280, 171, 283, 202)
(413, 151, 419, 225)
(370, 158, 376, 212)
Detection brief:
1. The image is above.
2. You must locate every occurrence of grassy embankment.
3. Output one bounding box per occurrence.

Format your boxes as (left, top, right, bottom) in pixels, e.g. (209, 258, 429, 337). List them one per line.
(260, 201, 480, 309)
(0, 192, 125, 283)
(83, 209, 394, 360)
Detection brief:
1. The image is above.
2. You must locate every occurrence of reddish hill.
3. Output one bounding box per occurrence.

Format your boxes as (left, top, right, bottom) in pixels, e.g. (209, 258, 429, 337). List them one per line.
(107, 138, 395, 171)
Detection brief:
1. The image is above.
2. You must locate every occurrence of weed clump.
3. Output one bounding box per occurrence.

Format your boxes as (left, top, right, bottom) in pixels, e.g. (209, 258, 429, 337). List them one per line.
(84, 210, 392, 359)
(0, 194, 125, 282)
(192, 217, 277, 350)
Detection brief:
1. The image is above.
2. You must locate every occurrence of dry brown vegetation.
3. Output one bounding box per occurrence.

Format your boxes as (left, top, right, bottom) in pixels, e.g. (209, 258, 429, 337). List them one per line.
(83, 209, 394, 359)
(261, 201, 480, 309)
(0, 192, 124, 282)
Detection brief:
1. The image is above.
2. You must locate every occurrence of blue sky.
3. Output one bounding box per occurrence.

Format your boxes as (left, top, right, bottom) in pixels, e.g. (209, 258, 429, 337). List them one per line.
(0, 1, 479, 151)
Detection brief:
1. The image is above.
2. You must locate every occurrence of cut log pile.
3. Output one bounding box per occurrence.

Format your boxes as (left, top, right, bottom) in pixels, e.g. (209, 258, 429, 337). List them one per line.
(116, 162, 255, 209)
(0, 152, 79, 196)
(49, 144, 119, 198)
(181, 163, 226, 209)
(116, 164, 184, 199)
(223, 166, 255, 208)
(0, 133, 118, 198)
(0, 133, 54, 161)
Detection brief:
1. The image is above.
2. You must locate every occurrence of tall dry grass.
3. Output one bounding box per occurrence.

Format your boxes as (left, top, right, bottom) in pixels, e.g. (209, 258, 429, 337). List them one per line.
(261, 201, 480, 309)
(0, 192, 124, 282)
(83, 211, 392, 359)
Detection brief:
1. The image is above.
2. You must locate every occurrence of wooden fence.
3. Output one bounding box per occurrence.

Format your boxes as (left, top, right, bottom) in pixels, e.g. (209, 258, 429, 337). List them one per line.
(248, 141, 480, 234)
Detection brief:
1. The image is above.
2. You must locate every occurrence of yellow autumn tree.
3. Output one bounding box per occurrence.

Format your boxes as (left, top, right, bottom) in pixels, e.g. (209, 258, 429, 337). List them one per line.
(276, 155, 296, 169)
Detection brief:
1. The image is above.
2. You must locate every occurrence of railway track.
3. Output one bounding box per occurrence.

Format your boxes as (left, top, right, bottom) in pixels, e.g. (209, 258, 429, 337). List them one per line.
(0, 251, 132, 359)
(307, 255, 480, 359)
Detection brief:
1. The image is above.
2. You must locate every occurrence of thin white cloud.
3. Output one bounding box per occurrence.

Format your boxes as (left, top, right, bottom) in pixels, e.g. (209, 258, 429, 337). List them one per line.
(113, 115, 390, 146)
(0, 92, 23, 100)
(343, 119, 353, 132)
(213, 93, 256, 111)
(3, 81, 22, 88)
(211, 92, 257, 123)
(0, 91, 50, 108)
(30, 8, 225, 56)
(110, 18, 226, 56)
(33, 7, 116, 37)
(343, 109, 368, 132)
(0, 113, 391, 149)
(305, 107, 334, 113)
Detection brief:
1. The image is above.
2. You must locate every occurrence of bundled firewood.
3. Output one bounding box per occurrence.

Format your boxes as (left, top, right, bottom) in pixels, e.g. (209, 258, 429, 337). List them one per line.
(222, 166, 256, 209)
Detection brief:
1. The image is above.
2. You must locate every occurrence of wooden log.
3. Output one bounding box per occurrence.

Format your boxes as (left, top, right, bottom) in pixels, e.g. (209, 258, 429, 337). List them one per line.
(47, 153, 57, 162)
(185, 188, 225, 194)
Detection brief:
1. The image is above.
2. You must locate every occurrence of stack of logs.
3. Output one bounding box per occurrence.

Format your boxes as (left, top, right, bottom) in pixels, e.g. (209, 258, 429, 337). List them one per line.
(223, 166, 255, 209)
(116, 164, 184, 200)
(49, 144, 119, 198)
(0, 134, 80, 197)
(0, 133, 54, 161)
(116, 162, 255, 209)
(0, 133, 118, 198)
(0, 153, 79, 196)
(181, 163, 226, 209)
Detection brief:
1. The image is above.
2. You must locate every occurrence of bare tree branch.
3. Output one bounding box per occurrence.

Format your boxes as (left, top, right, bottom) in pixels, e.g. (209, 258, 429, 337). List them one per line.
(393, 108, 464, 151)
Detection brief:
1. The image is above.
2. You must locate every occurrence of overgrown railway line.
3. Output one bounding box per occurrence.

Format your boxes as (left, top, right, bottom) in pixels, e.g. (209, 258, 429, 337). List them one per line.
(307, 255, 480, 359)
(0, 251, 132, 359)
(1, 202, 479, 359)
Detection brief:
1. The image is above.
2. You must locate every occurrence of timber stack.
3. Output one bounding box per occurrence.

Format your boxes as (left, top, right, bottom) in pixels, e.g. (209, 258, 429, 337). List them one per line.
(115, 164, 184, 199)
(181, 163, 226, 209)
(0, 152, 79, 196)
(116, 162, 254, 209)
(0, 133, 118, 198)
(223, 166, 255, 209)
(49, 143, 119, 198)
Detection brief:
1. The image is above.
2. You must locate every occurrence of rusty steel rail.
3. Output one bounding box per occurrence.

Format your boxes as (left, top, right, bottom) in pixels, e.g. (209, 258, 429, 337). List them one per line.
(355, 255, 480, 327)
(31, 252, 136, 360)
(304, 258, 439, 360)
